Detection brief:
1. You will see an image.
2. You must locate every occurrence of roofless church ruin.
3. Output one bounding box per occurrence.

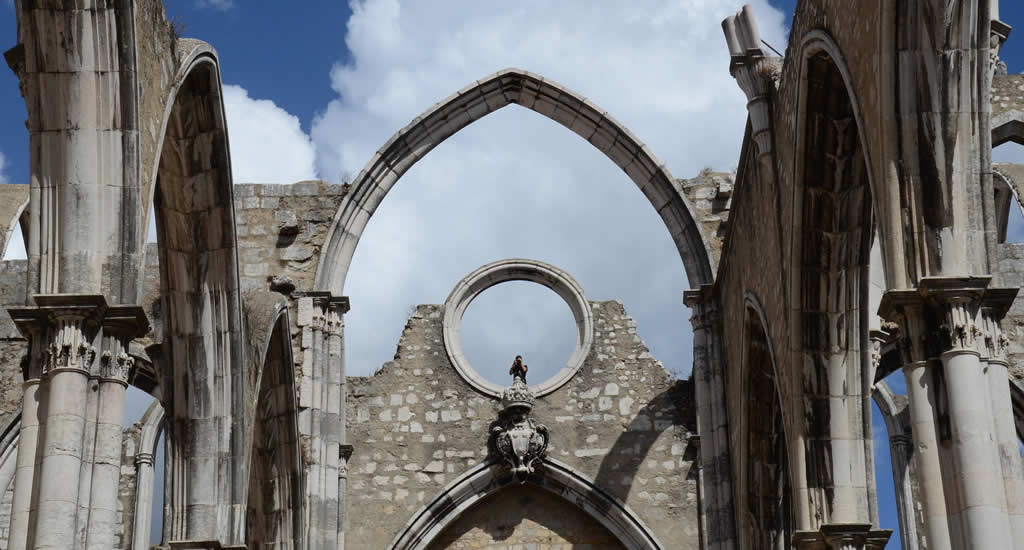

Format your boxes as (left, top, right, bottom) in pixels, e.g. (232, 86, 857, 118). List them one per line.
(1, 0, 1024, 548)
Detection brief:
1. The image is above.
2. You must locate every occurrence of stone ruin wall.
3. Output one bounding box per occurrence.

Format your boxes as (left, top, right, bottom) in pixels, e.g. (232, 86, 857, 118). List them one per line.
(996, 243, 1024, 382)
(0, 177, 723, 549)
(345, 300, 699, 550)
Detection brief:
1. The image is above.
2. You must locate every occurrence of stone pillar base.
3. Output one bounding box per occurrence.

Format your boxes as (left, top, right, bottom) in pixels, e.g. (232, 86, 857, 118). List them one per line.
(793, 524, 892, 550)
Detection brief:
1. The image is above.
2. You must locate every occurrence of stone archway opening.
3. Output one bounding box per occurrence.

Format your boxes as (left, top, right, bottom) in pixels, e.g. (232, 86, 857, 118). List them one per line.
(149, 48, 245, 543)
(245, 315, 302, 548)
(792, 47, 875, 528)
(426, 483, 626, 549)
(741, 306, 791, 549)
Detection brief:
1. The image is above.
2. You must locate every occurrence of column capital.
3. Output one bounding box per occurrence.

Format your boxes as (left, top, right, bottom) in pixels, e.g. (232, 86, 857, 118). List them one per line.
(8, 294, 107, 380)
(99, 304, 149, 384)
(296, 292, 350, 328)
(794, 524, 892, 550)
(684, 285, 718, 331)
(7, 296, 150, 383)
(879, 277, 1018, 364)
(890, 433, 912, 448)
(135, 452, 154, 467)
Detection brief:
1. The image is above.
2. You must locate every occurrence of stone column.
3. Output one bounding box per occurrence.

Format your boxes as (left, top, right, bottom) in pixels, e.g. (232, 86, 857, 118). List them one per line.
(881, 292, 959, 550)
(85, 305, 148, 550)
(30, 296, 103, 550)
(296, 293, 349, 550)
(310, 298, 326, 550)
(881, 278, 1020, 550)
(888, 434, 917, 550)
(684, 287, 735, 550)
(337, 444, 353, 550)
(7, 297, 148, 550)
(6, 314, 47, 550)
(325, 296, 348, 550)
(132, 452, 155, 550)
(932, 286, 1012, 549)
(979, 294, 1024, 548)
(903, 357, 957, 550)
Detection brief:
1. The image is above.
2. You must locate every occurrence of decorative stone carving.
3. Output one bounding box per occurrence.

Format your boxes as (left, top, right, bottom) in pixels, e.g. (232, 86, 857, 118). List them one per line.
(99, 350, 134, 383)
(488, 378, 549, 481)
(44, 322, 96, 376)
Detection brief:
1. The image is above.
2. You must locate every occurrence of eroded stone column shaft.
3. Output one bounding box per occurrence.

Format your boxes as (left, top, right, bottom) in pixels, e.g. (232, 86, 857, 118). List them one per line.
(85, 308, 144, 550)
(132, 453, 155, 550)
(902, 361, 954, 550)
(337, 444, 353, 550)
(297, 294, 350, 550)
(7, 377, 43, 550)
(888, 435, 918, 550)
(978, 303, 1024, 548)
(685, 288, 736, 550)
(937, 295, 1012, 549)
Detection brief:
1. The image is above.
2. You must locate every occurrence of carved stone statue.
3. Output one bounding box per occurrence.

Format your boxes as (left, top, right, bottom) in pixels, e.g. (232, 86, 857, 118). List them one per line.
(488, 377, 549, 482)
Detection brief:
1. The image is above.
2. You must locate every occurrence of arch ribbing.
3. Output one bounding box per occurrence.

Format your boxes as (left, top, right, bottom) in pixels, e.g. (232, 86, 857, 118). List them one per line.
(313, 68, 715, 293)
(149, 41, 245, 544)
(389, 458, 663, 550)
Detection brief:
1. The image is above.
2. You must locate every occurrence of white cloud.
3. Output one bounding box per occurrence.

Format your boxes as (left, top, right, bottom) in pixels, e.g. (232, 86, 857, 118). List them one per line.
(222, 84, 317, 184)
(311, 0, 788, 380)
(146, 85, 317, 242)
(0, 151, 7, 185)
(196, 0, 233, 11)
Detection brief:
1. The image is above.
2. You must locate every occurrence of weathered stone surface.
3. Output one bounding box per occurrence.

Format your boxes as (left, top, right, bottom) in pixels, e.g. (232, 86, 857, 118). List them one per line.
(345, 301, 698, 549)
(233, 182, 347, 293)
(426, 484, 626, 549)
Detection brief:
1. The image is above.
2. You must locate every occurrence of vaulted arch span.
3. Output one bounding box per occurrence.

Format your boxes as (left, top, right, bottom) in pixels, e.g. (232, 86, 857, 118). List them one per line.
(390, 459, 664, 550)
(148, 40, 246, 544)
(314, 68, 716, 293)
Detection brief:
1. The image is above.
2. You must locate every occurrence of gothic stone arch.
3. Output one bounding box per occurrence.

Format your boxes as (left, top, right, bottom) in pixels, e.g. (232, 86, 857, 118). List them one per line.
(789, 32, 877, 529)
(149, 42, 246, 544)
(244, 300, 303, 549)
(313, 68, 716, 295)
(390, 459, 664, 550)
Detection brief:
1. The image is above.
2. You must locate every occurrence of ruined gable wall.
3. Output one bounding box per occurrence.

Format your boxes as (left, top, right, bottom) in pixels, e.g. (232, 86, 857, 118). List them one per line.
(0, 260, 28, 421)
(233, 181, 348, 294)
(345, 300, 698, 550)
(0, 256, 30, 550)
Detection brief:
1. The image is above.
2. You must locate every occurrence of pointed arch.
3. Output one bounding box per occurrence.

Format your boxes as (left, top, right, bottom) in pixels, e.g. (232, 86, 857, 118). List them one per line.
(241, 294, 303, 549)
(389, 459, 664, 550)
(739, 292, 792, 548)
(313, 68, 715, 294)
(147, 40, 245, 543)
(0, 185, 30, 260)
(788, 30, 879, 529)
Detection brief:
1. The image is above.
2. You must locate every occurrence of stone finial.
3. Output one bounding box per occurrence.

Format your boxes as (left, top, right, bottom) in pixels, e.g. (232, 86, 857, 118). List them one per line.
(721, 4, 763, 58)
(500, 377, 536, 410)
(488, 379, 549, 482)
(721, 5, 782, 156)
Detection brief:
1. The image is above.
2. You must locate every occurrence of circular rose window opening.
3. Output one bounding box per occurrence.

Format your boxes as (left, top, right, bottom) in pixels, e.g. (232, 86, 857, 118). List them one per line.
(460, 281, 577, 388)
(442, 259, 594, 398)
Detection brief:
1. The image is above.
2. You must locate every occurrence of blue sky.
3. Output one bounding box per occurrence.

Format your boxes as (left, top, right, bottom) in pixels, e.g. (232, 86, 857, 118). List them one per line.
(4, 2, 1024, 549)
